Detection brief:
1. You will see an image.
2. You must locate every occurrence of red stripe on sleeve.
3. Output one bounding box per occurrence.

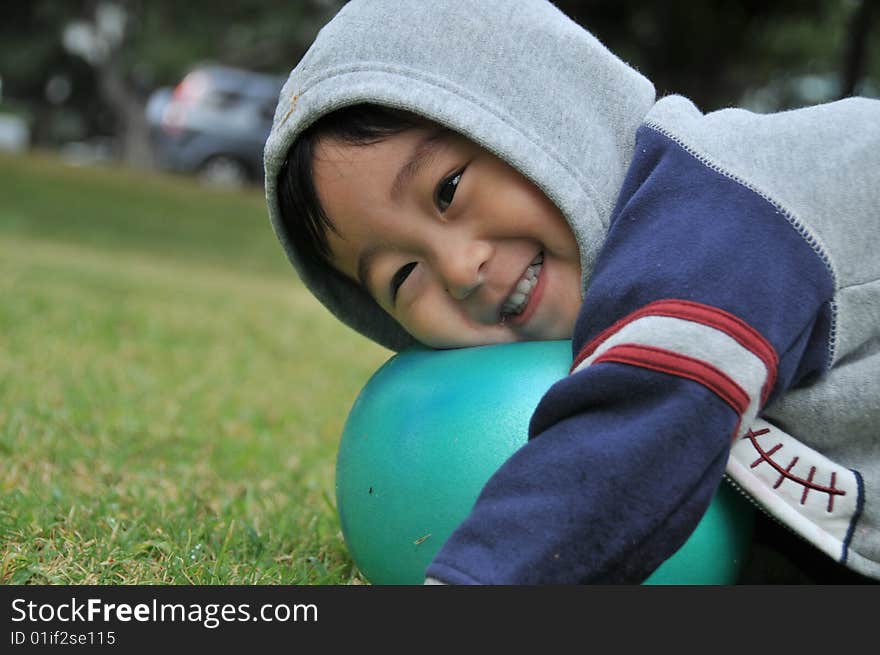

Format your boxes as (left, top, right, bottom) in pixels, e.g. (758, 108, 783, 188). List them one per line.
(593, 343, 751, 417)
(571, 299, 777, 403)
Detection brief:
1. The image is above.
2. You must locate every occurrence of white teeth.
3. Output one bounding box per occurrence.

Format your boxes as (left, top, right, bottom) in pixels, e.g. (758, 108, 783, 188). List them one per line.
(500, 253, 544, 318)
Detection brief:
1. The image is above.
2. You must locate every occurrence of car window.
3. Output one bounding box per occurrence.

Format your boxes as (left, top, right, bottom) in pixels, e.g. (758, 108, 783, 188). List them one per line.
(204, 90, 245, 110)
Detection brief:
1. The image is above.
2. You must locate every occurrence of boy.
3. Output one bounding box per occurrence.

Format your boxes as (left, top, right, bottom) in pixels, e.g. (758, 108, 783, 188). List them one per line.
(263, 0, 880, 583)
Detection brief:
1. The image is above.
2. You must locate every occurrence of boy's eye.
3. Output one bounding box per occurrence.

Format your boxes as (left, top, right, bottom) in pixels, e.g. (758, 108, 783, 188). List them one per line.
(435, 168, 464, 212)
(390, 262, 417, 303)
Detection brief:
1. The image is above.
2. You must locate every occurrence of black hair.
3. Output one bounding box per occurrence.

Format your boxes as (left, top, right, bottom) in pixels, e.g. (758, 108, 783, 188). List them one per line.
(276, 104, 425, 273)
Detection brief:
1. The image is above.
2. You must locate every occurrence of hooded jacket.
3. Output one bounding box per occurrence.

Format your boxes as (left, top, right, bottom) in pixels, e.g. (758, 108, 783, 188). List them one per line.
(264, 0, 880, 582)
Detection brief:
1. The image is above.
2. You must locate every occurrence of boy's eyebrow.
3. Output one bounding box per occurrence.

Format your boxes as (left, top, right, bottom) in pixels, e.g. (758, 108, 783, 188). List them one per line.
(390, 130, 447, 202)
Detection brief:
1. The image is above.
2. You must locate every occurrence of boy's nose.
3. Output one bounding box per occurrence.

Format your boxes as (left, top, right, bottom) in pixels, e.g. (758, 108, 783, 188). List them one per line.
(447, 277, 481, 301)
(435, 239, 491, 301)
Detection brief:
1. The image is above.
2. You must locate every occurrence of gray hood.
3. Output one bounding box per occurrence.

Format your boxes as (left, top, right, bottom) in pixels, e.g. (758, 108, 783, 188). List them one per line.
(263, 0, 655, 351)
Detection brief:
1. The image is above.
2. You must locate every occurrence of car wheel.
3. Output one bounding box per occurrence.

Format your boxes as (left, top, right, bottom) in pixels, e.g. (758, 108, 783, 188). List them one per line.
(198, 156, 249, 188)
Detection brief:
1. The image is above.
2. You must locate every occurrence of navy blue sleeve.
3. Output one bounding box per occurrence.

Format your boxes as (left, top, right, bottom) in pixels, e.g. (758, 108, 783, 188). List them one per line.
(425, 126, 836, 584)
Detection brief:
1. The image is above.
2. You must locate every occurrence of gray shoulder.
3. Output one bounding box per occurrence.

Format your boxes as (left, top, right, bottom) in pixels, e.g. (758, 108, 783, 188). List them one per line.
(644, 95, 880, 295)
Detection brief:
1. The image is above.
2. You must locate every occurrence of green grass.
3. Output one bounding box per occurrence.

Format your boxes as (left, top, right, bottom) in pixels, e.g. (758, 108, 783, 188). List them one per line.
(0, 152, 391, 584)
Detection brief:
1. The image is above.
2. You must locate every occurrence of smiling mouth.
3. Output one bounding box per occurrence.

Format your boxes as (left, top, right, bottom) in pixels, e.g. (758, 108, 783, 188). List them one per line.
(500, 252, 544, 322)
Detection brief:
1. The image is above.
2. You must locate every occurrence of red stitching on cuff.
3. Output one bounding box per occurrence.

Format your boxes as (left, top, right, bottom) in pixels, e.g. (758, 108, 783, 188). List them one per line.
(743, 428, 846, 512)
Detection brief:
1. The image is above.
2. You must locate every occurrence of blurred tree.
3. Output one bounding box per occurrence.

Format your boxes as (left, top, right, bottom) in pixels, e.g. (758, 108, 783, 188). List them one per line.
(554, 0, 878, 110)
(0, 0, 346, 166)
(1, 0, 876, 164)
(840, 0, 875, 97)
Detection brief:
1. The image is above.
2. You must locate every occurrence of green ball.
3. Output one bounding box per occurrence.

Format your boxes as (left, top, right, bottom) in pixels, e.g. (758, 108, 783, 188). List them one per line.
(336, 340, 754, 584)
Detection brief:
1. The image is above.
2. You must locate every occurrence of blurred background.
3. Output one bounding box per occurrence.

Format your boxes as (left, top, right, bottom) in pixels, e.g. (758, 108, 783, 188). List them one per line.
(0, 0, 877, 185)
(0, 1, 878, 585)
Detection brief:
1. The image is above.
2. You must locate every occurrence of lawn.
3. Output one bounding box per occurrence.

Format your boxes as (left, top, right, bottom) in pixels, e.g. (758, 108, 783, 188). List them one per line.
(0, 152, 391, 584)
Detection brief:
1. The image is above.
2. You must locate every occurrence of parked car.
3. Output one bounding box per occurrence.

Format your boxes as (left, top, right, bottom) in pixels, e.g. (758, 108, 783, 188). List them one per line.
(147, 65, 285, 187)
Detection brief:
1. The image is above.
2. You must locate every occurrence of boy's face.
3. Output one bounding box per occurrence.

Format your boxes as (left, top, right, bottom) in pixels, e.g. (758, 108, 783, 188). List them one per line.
(313, 128, 583, 348)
